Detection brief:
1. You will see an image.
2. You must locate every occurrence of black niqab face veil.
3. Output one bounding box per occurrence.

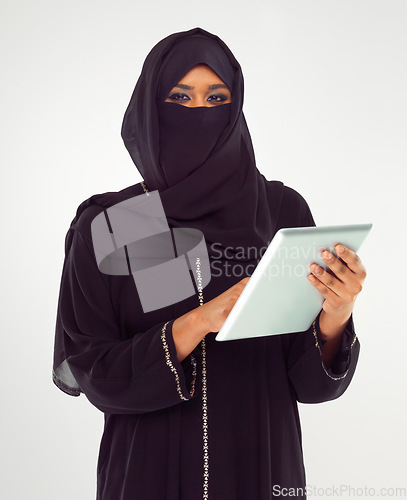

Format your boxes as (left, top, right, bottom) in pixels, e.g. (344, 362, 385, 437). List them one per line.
(122, 27, 283, 263)
(157, 103, 232, 187)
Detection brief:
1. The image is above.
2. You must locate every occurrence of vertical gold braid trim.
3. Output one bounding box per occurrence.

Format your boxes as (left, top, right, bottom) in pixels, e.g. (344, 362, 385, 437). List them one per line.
(312, 318, 358, 381)
(195, 257, 209, 500)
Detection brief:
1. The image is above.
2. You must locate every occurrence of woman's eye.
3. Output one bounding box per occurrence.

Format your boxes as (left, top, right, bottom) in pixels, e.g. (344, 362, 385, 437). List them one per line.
(168, 93, 190, 101)
(208, 94, 228, 103)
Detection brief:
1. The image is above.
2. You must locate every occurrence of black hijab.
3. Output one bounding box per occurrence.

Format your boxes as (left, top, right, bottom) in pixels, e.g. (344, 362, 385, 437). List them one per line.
(121, 26, 284, 262)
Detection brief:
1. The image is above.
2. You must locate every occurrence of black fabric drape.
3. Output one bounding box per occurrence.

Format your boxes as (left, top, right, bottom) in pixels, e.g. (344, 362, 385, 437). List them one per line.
(120, 26, 284, 262)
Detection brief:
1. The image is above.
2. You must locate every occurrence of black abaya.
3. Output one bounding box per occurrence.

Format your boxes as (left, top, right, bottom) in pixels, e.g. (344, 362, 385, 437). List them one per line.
(52, 26, 360, 500)
(53, 181, 359, 500)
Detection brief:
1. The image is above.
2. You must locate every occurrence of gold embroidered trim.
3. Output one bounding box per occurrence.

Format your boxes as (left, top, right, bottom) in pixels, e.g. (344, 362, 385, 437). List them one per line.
(161, 321, 193, 401)
(189, 354, 197, 397)
(196, 257, 209, 500)
(312, 318, 358, 381)
(140, 180, 150, 196)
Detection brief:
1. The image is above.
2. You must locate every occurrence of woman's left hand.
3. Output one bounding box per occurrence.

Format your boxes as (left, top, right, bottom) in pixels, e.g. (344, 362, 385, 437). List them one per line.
(307, 243, 367, 322)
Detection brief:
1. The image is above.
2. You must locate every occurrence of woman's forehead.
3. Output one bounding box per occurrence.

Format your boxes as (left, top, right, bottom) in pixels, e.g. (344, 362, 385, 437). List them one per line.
(176, 63, 228, 85)
(156, 36, 234, 100)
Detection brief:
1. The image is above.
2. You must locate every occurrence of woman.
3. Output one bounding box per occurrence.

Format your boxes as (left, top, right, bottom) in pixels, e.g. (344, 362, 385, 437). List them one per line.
(52, 27, 366, 500)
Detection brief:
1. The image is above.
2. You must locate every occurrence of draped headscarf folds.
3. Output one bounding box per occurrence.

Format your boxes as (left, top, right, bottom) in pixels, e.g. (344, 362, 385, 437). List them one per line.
(121, 26, 284, 264)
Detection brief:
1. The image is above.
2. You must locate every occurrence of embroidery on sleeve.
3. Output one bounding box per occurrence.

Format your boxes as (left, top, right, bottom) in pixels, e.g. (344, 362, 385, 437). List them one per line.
(161, 320, 197, 400)
(312, 318, 357, 381)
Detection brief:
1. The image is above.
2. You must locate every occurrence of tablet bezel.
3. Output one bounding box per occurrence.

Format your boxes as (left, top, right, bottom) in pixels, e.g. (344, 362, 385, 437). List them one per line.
(215, 223, 372, 342)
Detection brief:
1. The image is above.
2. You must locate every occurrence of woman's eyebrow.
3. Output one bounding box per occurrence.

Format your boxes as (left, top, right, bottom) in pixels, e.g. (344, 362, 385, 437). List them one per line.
(173, 83, 229, 91)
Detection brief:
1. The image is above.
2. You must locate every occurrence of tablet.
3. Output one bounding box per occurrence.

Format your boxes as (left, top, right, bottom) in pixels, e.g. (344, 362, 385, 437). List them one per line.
(215, 223, 373, 342)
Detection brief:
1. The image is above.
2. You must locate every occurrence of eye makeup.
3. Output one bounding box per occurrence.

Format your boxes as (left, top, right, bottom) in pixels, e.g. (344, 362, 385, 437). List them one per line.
(167, 92, 230, 103)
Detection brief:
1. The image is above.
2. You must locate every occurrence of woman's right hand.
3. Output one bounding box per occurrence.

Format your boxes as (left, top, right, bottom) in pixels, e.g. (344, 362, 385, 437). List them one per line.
(193, 277, 250, 334)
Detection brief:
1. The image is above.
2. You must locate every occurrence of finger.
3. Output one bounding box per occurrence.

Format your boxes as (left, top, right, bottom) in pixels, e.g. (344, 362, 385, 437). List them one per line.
(307, 272, 342, 307)
(321, 249, 353, 284)
(309, 262, 354, 299)
(322, 248, 365, 294)
(334, 244, 365, 275)
(309, 263, 342, 294)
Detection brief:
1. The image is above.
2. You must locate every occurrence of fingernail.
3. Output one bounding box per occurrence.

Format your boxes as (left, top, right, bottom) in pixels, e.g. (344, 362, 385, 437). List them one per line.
(336, 245, 344, 253)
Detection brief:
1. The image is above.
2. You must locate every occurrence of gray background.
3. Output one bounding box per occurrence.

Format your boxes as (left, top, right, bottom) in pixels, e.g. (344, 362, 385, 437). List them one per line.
(1, 0, 405, 498)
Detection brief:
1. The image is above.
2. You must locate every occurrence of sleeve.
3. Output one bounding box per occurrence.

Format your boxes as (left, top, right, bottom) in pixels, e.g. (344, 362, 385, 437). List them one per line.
(279, 186, 361, 403)
(282, 310, 360, 403)
(55, 227, 200, 415)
